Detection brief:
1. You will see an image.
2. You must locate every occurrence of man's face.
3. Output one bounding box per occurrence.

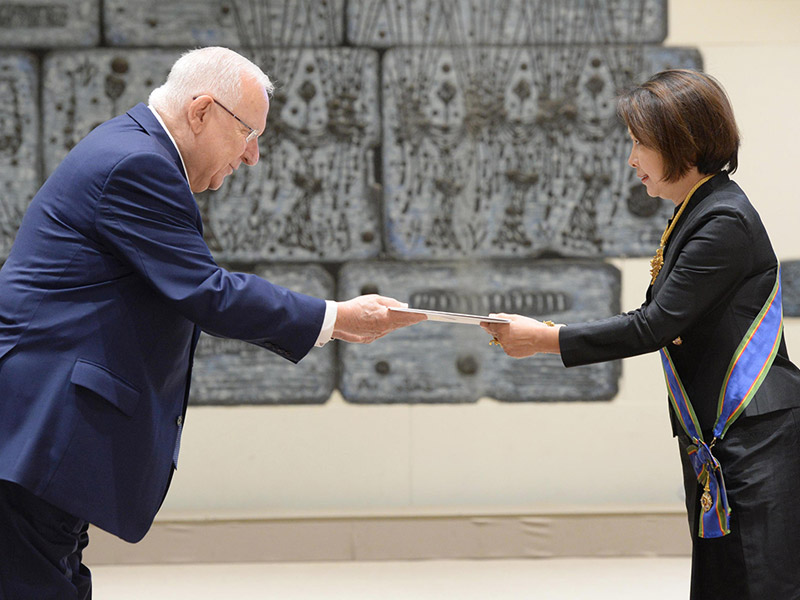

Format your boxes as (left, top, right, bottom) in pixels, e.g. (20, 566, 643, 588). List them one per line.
(188, 78, 269, 193)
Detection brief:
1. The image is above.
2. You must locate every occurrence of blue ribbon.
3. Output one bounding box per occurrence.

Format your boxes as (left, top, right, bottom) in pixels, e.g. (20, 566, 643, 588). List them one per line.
(660, 267, 783, 538)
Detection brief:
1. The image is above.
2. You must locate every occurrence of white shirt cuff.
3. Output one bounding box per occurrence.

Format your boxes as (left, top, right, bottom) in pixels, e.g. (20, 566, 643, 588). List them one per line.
(314, 300, 338, 347)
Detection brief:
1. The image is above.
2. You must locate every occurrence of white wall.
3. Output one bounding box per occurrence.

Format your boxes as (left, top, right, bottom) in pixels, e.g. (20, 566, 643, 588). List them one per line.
(159, 0, 800, 519)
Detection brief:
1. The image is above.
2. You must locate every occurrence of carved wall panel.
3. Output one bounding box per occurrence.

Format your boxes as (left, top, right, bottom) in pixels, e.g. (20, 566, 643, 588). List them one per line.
(781, 261, 800, 317)
(190, 264, 335, 405)
(0, 0, 99, 48)
(0, 53, 39, 260)
(0, 0, 717, 405)
(105, 0, 344, 47)
(348, 0, 667, 46)
(338, 260, 621, 403)
(41, 50, 180, 177)
(203, 48, 382, 263)
(382, 45, 701, 259)
(41, 48, 381, 263)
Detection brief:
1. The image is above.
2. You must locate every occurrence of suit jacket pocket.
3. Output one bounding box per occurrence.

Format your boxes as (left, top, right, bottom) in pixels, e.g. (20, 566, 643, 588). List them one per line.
(70, 359, 141, 417)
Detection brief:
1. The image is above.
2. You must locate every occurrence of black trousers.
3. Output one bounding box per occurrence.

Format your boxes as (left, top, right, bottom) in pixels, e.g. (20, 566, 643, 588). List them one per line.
(0, 480, 91, 600)
(678, 407, 800, 600)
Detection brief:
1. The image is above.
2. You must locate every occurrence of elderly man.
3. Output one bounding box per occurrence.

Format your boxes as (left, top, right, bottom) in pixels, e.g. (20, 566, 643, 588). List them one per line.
(0, 46, 422, 598)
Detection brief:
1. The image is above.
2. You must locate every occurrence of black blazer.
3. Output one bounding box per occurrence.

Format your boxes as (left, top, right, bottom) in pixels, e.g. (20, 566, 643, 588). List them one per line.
(560, 173, 800, 434)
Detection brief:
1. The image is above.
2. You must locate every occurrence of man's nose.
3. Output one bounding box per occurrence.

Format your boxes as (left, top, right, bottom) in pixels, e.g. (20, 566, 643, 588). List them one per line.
(242, 138, 260, 166)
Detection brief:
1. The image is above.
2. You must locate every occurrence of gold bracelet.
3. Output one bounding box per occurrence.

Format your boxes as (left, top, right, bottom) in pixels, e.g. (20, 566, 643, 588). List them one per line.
(544, 320, 555, 327)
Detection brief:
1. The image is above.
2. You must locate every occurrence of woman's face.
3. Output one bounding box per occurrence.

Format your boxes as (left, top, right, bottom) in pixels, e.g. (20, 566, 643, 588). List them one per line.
(627, 130, 708, 205)
(626, 131, 672, 201)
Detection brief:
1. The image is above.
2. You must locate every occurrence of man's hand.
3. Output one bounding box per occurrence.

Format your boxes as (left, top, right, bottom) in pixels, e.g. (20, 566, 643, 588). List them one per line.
(333, 295, 426, 343)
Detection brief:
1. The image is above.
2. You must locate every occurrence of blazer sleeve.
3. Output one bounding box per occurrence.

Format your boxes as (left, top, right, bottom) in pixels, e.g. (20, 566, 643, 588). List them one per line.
(95, 151, 326, 361)
(560, 207, 754, 367)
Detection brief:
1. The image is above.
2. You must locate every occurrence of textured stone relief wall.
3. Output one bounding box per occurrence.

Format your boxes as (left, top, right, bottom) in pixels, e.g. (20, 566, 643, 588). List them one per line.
(104, 0, 344, 47)
(42, 50, 181, 175)
(346, 0, 667, 46)
(382, 45, 700, 259)
(206, 48, 383, 262)
(0, 0, 713, 405)
(0, 0, 99, 47)
(191, 265, 336, 405)
(0, 52, 38, 258)
(339, 261, 621, 403)
(781, 261, 800, 318)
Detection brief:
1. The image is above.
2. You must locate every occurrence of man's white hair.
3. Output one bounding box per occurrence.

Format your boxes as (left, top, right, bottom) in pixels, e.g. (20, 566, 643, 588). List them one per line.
(149, 46, 273, 116)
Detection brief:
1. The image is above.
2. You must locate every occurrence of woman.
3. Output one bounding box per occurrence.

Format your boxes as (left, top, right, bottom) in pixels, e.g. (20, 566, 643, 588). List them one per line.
(482, 69, 800, 599)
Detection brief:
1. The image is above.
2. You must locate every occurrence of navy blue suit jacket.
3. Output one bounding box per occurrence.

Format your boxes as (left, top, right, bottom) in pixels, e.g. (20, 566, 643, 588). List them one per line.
(0, 103, 326, 542)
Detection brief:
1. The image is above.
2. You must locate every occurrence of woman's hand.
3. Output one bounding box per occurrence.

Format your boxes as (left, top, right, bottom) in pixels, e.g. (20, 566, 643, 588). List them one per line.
(480, 314, 562, 358)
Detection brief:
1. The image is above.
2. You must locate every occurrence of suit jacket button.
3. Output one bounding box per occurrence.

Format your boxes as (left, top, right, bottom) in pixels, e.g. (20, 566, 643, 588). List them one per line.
(176, 415, 183, 426)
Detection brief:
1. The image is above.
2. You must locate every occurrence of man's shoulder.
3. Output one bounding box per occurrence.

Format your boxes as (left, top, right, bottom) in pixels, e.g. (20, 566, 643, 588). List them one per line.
(84, 108, 154, 151)
(63, 108, 174, 174)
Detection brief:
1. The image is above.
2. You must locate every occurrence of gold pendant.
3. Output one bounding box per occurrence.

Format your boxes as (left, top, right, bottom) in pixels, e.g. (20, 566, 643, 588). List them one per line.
(700, 490, 713, 512)
(649, 247, 664, 284)
(700, 477, 712, 512)
(672, 337, 683, 346)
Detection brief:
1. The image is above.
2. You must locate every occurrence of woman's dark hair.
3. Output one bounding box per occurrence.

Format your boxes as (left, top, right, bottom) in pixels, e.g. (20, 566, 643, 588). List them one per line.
(617, 69, 740, 182)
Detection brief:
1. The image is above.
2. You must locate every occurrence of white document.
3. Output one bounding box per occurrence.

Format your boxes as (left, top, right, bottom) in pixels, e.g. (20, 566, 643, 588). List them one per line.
(389, 307, 511, 324)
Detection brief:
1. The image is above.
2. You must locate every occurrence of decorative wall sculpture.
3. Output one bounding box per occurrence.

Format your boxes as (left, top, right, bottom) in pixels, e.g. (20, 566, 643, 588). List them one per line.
(42, 50, 180, 176)
(191, 265, 336, 405)
(781, 261, 800, 318)
(104, 0, 344, 47)
(382, 45, 700, 259)
(0, 0, 730, 406)
(347, 0, 668, 46)
(0, 52, 38, 259)
(339, 260, 621, 403)
(0, 0, 99, 47)
(206, 49, 383, 262)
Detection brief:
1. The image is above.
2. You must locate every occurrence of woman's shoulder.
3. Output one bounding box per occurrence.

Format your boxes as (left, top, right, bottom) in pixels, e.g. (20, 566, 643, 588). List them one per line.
(689, 176, 773, 253)
(695, 175, 759, 222)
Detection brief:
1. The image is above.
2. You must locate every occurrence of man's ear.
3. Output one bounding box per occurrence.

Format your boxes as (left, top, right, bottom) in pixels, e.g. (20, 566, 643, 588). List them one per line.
(187, 95, 214, 135)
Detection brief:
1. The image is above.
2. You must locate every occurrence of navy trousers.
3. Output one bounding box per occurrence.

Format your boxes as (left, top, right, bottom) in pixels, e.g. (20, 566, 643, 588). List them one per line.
(0, 480, 91, 599)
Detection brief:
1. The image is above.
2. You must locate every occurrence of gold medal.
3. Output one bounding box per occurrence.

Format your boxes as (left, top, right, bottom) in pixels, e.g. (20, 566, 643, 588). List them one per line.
(700, 477, 713, 513)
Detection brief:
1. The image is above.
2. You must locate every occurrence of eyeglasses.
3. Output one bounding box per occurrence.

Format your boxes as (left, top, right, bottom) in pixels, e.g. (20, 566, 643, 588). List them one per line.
(195, 95, 259, 143)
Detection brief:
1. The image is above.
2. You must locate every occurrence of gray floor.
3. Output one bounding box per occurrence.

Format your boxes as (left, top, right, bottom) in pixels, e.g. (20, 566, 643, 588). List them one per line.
(92, 557, 691, 599)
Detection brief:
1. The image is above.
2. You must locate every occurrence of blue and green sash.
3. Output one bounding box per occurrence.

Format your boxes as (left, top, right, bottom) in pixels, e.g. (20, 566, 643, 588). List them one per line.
(659, 266, 784, 538)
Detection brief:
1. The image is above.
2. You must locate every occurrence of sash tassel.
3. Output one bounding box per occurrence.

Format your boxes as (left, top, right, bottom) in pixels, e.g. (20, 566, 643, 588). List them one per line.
(687, 439, 730, 538)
